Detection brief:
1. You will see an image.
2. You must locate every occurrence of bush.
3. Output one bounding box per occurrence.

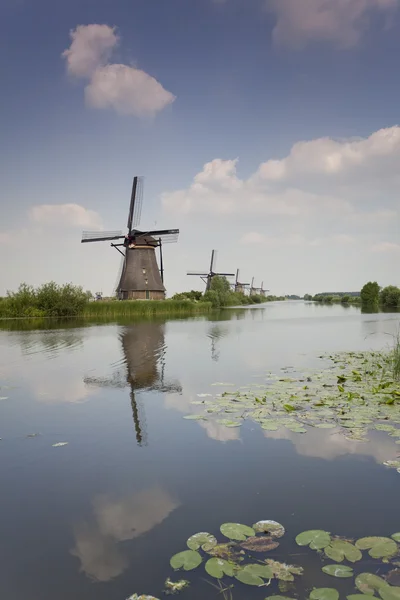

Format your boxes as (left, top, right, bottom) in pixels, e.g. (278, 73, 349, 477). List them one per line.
(0, 282, 90, 318)
(341, 295, 350, 303)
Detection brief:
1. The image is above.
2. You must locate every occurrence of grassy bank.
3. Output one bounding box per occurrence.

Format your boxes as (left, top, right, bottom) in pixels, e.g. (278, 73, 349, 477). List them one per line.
(83, 299, 212, 317)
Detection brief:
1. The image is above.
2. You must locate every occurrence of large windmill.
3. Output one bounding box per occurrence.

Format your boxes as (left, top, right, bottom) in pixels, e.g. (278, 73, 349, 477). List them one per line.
(232, 269, 250, 294)
(187, 250, 235, 291)
(81, 177, 179, 300)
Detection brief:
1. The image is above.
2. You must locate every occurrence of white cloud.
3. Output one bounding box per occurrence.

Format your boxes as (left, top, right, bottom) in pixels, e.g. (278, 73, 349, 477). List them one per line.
(162, 127, 400, 223)
(30, 204, 103, 229)
(85, 64, 176, 117)
(62, 24, 176, 117)
(62, 24, 118, 78)
(372, 242, 400, 252)
(267, 0, 398, 48)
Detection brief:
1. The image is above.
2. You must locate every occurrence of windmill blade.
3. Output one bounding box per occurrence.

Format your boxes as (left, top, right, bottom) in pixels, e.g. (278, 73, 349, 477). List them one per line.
(133, 176, 144, 228)
(187, 272, 208, 276)
(81, 231, 123, 243)
(139, 229, 179, 244)
(210, 250, 217, 272)
(127, 176, 138, 232)
(216, 273, 236, 277)
(236, 269, 240, 284)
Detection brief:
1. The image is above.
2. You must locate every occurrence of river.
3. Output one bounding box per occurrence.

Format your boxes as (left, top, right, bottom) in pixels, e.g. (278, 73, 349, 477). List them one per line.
(0, 302, 399, 600)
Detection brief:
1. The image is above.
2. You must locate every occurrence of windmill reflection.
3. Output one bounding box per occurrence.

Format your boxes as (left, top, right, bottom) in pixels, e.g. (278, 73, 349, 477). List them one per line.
(84, 322, 181, 445)
(207, 324, 229, 362)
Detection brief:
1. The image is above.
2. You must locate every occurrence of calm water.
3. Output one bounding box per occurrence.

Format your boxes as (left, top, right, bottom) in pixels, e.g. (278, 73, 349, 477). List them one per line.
(1, 302, 399, 600)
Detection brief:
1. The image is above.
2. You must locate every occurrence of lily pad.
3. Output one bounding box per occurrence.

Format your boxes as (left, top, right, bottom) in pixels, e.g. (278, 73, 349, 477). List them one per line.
(205, 558, 236, 579)
(355, 573, 388, 594)
(392, 534, 400, 543)
(127, 596, 160, 600)
(267, 597, 296, 600)
(322, 564, 353, 578)
(187, 532, 217, 552)
(324, 540, 362, 563)
(52, 442, 68, 447)
(240, 536, 279, 552)
(310, 589, 339, 600)
(356, 537, 398, 558)
(220, 523, 255, 541)
(235, 564, 273, 586)
(170, 550, 202, 571)
(296, 530, 331, 550)
(380, 587, 400, 600)
(253, 520, 285, 538)
(183, 415, 206, 421)
(347, 596, 374, 599)
(207, 543, 243, 562)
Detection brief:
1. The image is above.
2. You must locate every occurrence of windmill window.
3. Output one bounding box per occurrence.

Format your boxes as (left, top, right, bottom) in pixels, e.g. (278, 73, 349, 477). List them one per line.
(142, 268, 146, 274)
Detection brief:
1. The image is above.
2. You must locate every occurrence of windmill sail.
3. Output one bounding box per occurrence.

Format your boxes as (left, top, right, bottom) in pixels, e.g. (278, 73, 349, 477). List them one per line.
(81, 231, 123, 243)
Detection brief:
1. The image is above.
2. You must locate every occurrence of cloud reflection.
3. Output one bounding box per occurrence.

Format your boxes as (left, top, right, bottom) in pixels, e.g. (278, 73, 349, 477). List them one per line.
(70, 486, 179, 581)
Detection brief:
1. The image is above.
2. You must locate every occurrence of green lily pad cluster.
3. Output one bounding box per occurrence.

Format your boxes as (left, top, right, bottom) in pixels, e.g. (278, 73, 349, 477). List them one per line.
(185, 351, 400, 472)
(296, 530, 399, 562)
(169, 519, 300, 588)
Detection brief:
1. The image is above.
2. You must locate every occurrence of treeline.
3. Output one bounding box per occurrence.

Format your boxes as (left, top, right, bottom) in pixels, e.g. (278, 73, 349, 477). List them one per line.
(360, 282, 400, 310)
(172, 276, 284, 309)
(304, 293, 361, 305)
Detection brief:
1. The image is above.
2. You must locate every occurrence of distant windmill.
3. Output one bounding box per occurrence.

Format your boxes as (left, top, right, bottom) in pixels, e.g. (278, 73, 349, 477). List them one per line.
(187, 250, 235, 291)
(81, 176, 179, 300)
(249, 277, 256, 296)
(233, 269, 250, 294)
(258, 282, 269, 297)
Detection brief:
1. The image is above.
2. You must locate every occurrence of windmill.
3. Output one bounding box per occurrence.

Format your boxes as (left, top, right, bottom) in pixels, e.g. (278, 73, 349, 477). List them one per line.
(232, 269, 250, 294)
(84, 323, 181, 446)
(258, 282, 269, 297)
(187, 250, 235, 291)
(81, 177, 179, 300)
(249, 277, 256, 296)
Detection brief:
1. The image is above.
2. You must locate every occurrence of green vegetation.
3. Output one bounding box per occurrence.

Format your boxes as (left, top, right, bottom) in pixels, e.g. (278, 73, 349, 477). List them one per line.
(380, 285, 400, 308)
(132, 516, 400, 598)
(392, 331, 400, 381)
(83, 298, 212, 317)
(312, 293, 361, 305)
(0, 283, 90, 318)
(360, 281, 380, 309)
(172, 276, 284, 309)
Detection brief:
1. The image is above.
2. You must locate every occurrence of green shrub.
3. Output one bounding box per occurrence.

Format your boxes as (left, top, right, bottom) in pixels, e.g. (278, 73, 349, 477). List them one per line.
(380, 285, 400, 308)
(360, 281, 380, 308)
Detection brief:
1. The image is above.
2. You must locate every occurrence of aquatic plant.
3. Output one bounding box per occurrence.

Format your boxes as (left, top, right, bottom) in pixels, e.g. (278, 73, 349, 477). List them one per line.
(183, 349, 400, 472)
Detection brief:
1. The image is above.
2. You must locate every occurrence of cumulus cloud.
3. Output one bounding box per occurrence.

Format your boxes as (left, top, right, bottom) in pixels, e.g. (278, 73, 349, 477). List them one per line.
(30, 204, 103, 229)
(162, 126, 400, 225)
(85, 64, 176, 117)
(268, 0, 399, 48)
(62, 24, 176, 117)
(62, 24, 118, 78)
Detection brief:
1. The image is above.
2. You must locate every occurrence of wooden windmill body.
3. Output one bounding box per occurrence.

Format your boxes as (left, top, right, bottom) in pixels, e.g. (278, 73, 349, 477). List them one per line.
(233, 269, 250, 294)
(81, 177, 179, 300)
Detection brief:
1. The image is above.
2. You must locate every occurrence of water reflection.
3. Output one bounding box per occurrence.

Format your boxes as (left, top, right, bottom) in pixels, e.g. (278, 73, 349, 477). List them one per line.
(70, 486, 179, 582)
(84, 323, 181, 445)
(207, 324, 229, 362)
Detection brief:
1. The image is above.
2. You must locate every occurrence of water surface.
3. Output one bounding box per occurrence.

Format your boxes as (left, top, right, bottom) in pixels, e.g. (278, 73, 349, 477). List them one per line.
(1, 302, 399, 599)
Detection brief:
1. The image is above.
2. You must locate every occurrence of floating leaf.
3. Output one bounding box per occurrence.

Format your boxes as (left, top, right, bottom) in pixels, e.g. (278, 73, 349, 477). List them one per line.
(315, 423, 337, 429)
(356, 537, 397, 558)
(253, 521, 285, 538)
(183, 415, 206, 421)
(347, 596, 373, 599)
(392, 534, 400, 543)
(283, 404, 296, 412)
(379, 586, 400, 600)
(127, 595, 160, 600)
(324, 540, 362, 563)
(205, 558, 236, 579)
(261, 421, 280, 431)
(52, 442, 68, 447)
(220, 523, 255, 541)
(235, 564, 272, 586)
(207, 543, 244, 563)
(267, 597, 296, 600)
(296, 530, 331, 549)
(355, 573, 388, 594)
(322, 564, 353, 578)
(187, 532, 217, 552)
(163, 578, 190, 595)
(240, 536, 279, 552)
(310, 589, 339, 600)
(170, 550, 202, 571)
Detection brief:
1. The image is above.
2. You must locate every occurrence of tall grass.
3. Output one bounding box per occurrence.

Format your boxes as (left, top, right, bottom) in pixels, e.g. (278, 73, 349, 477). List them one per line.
(83, 299, 212, 317)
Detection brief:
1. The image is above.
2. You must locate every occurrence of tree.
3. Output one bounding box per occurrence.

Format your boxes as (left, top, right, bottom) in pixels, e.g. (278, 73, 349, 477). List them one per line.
(360, 281, 380, 308)
(304, 294, 313, 301)
(380, 285, 400, 308)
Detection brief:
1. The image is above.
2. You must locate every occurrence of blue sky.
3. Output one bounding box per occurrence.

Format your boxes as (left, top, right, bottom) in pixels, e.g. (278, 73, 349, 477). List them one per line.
(1, 0, 400, 296)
